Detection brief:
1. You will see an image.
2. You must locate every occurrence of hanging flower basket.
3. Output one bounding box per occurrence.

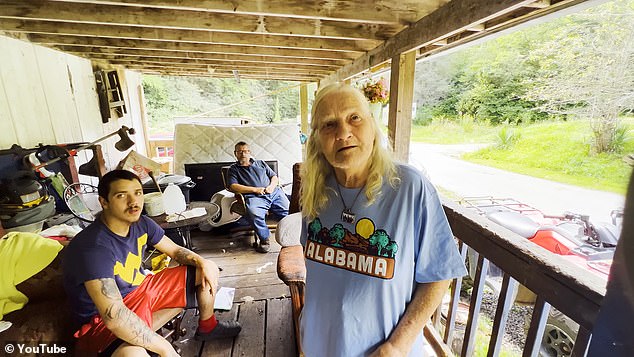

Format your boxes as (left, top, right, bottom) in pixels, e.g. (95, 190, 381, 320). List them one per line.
(360, 78, 389, 105)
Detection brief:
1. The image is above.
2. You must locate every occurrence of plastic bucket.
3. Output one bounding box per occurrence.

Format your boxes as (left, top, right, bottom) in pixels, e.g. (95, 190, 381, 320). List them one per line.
(144, 192, 165, 216)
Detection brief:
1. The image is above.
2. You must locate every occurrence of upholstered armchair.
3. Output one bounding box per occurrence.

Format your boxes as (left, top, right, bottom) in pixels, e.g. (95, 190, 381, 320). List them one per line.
(274, 163, 305, 354)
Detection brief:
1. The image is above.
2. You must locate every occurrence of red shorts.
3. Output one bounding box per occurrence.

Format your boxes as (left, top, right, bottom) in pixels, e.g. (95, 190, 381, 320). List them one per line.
(74, 265, 196, 356)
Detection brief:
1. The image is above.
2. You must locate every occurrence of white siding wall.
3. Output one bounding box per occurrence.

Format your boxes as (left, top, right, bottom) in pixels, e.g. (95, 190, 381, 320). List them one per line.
(0, 35, 146, 171)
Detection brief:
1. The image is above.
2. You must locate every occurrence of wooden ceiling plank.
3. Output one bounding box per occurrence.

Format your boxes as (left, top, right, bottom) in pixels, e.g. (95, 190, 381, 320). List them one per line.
(60, 48, 349, 66)
(101, 58, 337, 70)
(127, 68, 325, 79)
(523, 0, 551, 8)
(325, 0, 543, 83)
(106, 58, 336, 71)
(47, 0, 450, 25)
(97, 62, 334, 75)
(26, 34, 362, 60)
(127, 69, 325, 80)
(0, 0, 400, 41)
(146, 75, 316, 82)
(0, 18, 377, 52)
(125, 66, 321, 81)
(55, 45, 351, 65)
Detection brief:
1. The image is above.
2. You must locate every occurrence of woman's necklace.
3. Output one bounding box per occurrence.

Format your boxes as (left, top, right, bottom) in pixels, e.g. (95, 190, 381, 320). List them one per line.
(335, 182, 365, 224)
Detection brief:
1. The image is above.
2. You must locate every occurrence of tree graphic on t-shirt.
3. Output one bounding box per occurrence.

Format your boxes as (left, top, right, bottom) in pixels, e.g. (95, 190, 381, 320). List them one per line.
(308, 218, 323, 242)
(306, 218, 398, 259)
(369, 230, 390, 256)
(330, 224, 345, 247)
(304, 218, 399, 279)
(383, 241, 398, 258)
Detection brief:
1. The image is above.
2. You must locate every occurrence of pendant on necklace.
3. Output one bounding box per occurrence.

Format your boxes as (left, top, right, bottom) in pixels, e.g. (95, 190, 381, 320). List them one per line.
(341, 209, 355, 224)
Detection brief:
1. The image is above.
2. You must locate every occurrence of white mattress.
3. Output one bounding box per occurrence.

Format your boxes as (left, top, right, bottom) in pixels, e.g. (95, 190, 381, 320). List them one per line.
(174, 123, 302, 185)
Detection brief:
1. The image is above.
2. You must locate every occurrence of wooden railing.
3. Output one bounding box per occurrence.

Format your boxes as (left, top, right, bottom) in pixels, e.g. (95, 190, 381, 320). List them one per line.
(147, 139, 175, 174)
(427, 200, 606, 357)
(147, 139, 174, 158)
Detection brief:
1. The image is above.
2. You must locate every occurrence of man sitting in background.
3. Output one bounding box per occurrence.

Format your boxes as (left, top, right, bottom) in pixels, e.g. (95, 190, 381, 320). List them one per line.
(227, 141, 289, 253)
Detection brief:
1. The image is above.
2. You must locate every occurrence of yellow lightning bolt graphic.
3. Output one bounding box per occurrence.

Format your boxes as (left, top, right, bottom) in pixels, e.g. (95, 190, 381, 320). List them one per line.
(113, 233, 148, 286)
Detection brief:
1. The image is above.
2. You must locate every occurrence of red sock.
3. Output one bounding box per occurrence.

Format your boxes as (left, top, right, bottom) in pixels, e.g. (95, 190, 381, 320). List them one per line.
(198, 314, 218, 333)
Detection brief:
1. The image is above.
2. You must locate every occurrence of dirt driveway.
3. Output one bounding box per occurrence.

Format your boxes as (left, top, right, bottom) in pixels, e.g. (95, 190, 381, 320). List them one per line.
(409, 143, 625, 223)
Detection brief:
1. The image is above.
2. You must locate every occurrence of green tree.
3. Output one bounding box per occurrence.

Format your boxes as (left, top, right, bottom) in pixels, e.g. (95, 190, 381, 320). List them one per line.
(142, 75, 301, 134)
(524, 0, 634, 153)
(415, 27, 551, 125)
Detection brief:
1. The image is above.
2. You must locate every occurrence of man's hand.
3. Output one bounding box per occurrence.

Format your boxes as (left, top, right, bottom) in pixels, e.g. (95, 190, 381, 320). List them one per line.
(154, 237, 220, 296)
(254, 187, 266, 195)
(156, 339, 180, 357)
(199, 259, 220, 297)
(264, 184, 276, 194)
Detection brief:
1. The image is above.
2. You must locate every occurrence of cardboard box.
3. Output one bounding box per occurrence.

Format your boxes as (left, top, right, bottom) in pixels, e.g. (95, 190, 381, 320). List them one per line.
(117, 150, 162, 182)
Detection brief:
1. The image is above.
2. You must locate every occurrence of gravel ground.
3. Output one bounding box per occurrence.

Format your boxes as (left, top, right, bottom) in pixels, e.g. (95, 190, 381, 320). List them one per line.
(447, 288, 534, 356)
(480, 290, 534, 353)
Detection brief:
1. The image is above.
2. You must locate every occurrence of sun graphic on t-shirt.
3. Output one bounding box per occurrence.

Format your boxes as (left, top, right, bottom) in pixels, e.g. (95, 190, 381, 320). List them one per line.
(355, 218, 375, 239)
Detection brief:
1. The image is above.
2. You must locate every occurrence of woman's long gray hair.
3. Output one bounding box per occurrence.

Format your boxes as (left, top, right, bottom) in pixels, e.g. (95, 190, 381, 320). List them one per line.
(300, 83, 400, 219)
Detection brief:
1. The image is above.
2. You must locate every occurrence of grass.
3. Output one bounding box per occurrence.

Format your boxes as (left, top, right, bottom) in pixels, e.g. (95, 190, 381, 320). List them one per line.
(411, 118, 634, 195)
(473, 314, 521, 357)
(410, 118, 498, 144)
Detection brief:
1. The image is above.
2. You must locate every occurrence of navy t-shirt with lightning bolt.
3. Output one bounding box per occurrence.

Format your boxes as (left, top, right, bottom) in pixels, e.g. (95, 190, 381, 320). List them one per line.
(63, 215, 164, 325)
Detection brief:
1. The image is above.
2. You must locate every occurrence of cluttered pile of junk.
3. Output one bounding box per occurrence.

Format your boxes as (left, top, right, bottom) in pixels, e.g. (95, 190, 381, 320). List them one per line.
(0, 125, 200, 233)
(0, 126, 195, 346)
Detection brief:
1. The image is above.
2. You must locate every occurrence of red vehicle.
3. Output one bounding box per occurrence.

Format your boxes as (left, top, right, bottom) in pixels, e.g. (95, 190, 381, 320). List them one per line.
(460, 197, 622, 356)
(460, 197, 621, 279)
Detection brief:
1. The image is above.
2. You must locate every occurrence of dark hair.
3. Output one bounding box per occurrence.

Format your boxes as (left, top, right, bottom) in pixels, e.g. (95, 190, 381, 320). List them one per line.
(235, 141, 248, 150)
(98, 170, 142, 200)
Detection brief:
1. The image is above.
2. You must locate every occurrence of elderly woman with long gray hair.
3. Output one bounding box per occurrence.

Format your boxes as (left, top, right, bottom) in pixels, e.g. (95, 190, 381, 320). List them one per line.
(299, 83, 466, 357)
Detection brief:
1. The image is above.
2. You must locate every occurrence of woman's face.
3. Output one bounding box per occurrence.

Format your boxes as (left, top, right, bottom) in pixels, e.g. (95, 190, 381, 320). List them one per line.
(314, 89, 375, 180)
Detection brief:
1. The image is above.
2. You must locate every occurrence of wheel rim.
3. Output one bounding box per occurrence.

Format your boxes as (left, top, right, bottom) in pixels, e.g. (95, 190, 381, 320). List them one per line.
(540, 324, 574, 357)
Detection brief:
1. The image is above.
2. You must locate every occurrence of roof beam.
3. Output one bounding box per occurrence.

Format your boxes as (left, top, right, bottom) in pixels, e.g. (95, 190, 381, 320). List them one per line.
(523, 0, 551, 8)
(0, 0, 400, 41)
(47, 0, 441, 25)
(126, 65, 326, 78)
(127, 67, 320, 81)
(0, 18, 379, 52)
(26, 34, 362, 60)
(416, 0, 600, 61)
(59, 47, 350, 66)
(324, 0, 547, 83)
(106, 58, 335, 72)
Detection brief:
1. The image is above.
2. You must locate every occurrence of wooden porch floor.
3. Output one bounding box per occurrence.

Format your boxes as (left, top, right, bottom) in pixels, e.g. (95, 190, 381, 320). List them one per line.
(169, 230, 298, 357)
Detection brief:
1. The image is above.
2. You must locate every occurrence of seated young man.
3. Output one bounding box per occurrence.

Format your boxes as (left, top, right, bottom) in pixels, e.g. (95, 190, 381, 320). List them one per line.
(63, 170, 241, 356)
(227, 141, 289, 253)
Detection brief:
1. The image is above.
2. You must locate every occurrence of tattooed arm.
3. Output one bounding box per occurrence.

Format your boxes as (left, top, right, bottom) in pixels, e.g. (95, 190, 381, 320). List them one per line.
(84, 278, 178, 357)
(154, 236, 219, 296)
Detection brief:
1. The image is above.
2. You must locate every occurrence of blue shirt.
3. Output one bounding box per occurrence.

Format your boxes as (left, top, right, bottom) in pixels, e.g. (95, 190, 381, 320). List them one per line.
(300, 164, 467, 357)
(227, 159, 276, 197)
(63, 216, 164, 324)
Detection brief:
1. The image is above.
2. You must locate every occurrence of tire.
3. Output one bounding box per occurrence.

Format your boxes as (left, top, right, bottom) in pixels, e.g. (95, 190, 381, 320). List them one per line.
(539, 309, 578, 357)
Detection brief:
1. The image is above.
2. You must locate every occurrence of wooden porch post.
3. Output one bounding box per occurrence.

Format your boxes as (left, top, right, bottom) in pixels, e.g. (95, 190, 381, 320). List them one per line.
(300, 84, 309, 134)
(387, 50, 416, 162)
(300, 83, 309, 160)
